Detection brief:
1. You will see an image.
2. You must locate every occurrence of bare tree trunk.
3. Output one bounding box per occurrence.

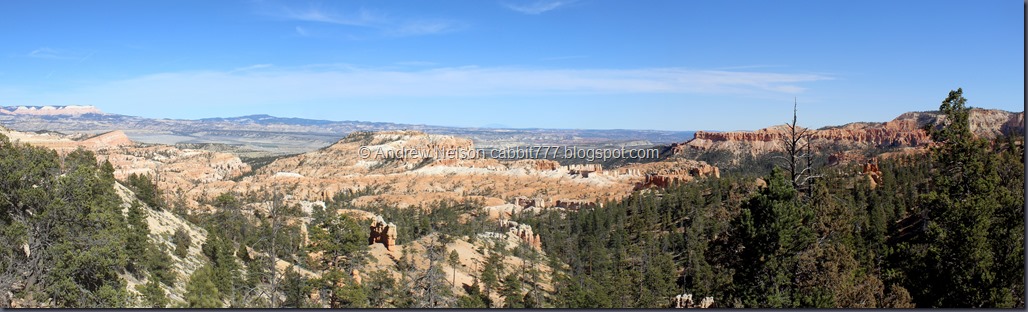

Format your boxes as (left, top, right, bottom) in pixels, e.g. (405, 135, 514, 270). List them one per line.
(777, 98, 821, 195)
(268, 190, 281, 308)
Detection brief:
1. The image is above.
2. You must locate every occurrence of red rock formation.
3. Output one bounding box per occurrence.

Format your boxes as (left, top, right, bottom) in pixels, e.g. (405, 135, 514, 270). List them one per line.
(369, 216, 397, 251)
(639, 174, 689, 189)
(862, 157, 883, 189)
(678, 109, 1022, 156)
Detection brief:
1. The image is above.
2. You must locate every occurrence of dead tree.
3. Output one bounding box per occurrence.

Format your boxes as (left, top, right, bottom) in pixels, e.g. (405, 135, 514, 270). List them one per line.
(775, 98, 822, 196)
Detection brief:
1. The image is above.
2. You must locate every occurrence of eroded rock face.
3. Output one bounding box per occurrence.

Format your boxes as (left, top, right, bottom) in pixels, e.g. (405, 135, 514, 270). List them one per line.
(98, 145, 251, 209)
(369, 216, 397, 251)
(499, 219, 542, 250)
(863, 158, 883, 189)
(625, 158, 721, 190)
(677, 109, 1023, 156)
(233, 130, 698, 209)
(640, 174, 688, 189)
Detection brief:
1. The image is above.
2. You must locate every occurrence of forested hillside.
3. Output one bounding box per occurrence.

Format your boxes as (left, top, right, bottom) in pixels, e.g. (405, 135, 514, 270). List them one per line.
(521, 89, 1025, 308)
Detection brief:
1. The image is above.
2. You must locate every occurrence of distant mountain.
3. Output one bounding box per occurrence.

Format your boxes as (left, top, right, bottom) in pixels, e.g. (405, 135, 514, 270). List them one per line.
(0, 107, 694, 156)
(0, 105, 104, 116)
(198, 114, 337, 126)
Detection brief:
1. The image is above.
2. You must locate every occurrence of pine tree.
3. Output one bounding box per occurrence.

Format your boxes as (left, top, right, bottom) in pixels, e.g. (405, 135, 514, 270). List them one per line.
(916, 88, 1021, 307)
(281, 267, 311, 308)
(185, 265, 223, 308)
(173, 227, 191, 258)
(135, 273, 169, 308)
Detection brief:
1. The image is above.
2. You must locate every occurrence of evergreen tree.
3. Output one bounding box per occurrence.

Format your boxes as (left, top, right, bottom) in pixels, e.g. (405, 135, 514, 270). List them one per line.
(184, 265, 223, 308)
(914, 88, 1022, 307)
(173, 226, 191, 258)
(732, 167, 815, 307)
(281, 267, 311, 308)
(135, 273, 168, 308)
(500, 272, 524, 308)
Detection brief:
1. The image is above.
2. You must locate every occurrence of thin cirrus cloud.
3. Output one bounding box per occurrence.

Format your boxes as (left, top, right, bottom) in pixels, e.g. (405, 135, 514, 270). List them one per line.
(27, 47, 88, 60)
(258, 3, 465, 36)
(274, 5, 384, 27)
(23, 65, 833, 111)
(502, 0, 575, 15)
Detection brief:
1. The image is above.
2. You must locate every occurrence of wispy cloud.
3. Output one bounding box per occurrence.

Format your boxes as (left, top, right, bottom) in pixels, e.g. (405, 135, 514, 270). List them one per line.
(275, 5, 385, 27)
(502, 0, 575, 15)
(27, 47, 90, 60)
(389, 19, 466, 36)
(229, 64, 273, 73)
(716, 64, 787, 71)
(14, 65, 832, 110)
(542, 55, 589, 61)
(257, 2, 464, 37)
(394, 61, 439, 67)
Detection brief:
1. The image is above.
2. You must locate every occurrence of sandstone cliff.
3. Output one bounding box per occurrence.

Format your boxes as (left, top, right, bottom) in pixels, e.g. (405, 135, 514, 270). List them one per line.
(678, 109, 1023, 156)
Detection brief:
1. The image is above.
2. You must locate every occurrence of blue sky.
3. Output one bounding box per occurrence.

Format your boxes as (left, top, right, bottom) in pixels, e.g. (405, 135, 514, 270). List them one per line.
(0, 0, 1022, 131)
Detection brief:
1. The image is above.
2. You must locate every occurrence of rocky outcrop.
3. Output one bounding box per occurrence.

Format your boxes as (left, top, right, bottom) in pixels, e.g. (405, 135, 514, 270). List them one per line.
(567, 164, 603, 177)
(512, 196, 546, 208)
(555, 199, 597, 211)
(639, 174, 689, 189)
(499, 219, 542, 250)
(369, 216, 397, 251)
(626, 159, 720, 190)
(688, 165, 720, 178)
(863, 157, 882, 189)
(672, 293, 714, 308)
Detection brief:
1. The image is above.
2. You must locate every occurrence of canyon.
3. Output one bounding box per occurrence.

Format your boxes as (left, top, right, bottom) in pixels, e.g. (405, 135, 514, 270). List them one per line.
(1, 107, 1022, 308)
